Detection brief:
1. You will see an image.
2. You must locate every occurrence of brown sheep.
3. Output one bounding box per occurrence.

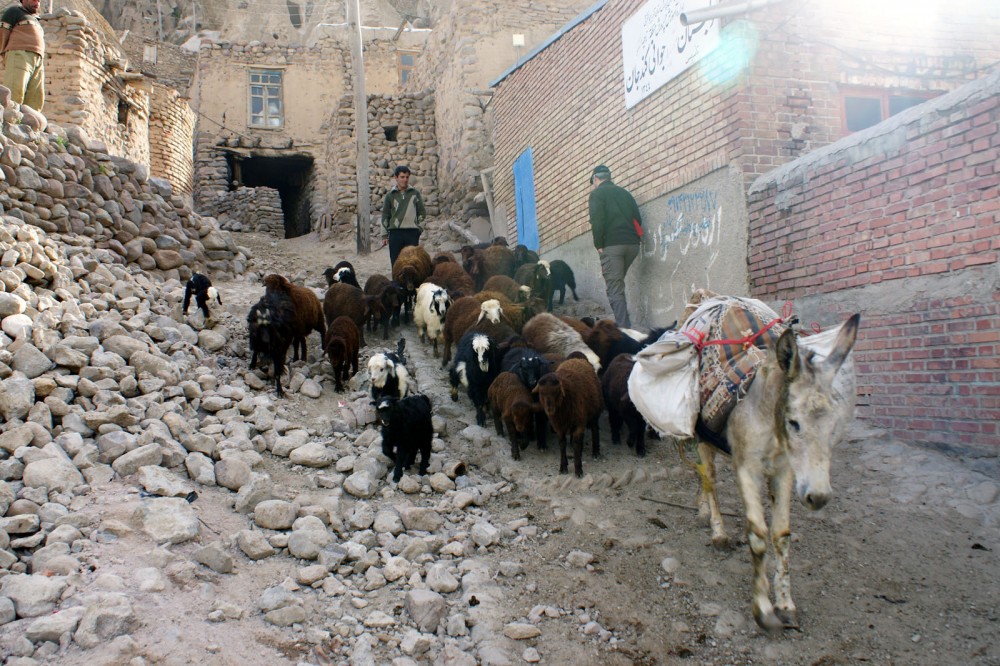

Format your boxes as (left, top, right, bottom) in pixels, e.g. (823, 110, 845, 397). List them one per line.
(262, 273, 326, 362)
(482, 275, 530, 303)
(432, 252, 458, 265)
(363, 274, 404, 340)
(462, 245, 516, 290)
(323, 282, 369, 347)
(324, 316, 360, 392)
(557, 314, 593, 338)
(513, 244, 539, 269)
(392, 245, 433, 323)
(440, 296, 483, 366)
(524, 313, 601, 372)
(601, 354, 647, 457)
(428, 261, 475, 299)
(533, 357, 604, 477)
(488, 371, 539, 460)
(496, 297, 547, 334)
(468, 299, 516, 345)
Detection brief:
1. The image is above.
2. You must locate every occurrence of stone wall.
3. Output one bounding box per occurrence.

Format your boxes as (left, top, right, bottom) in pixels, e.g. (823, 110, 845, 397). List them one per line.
(331, 91, 439, 235)
(203, 187, 284, 235)
(43, 10, 151, 168)
(406, 0, 590, 219)
(120, 37, 198, 94)
(148, 83, 196, 198)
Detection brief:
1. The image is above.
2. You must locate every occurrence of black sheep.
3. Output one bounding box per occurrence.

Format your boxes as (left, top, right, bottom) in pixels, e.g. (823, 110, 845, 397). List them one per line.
(547, 259, 579, 306)
(324, 261, 361, 288)
(500, 346, 552, 450)
(183, 273, 221, 319)
(449, 332, 500, 427)
(601, 354, 647, 456)
(375, 394, 433, 482)
(247, 290, 296, 397)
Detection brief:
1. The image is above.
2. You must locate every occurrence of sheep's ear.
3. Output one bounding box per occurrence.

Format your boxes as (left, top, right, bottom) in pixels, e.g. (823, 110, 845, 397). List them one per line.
(531, 385, 539, 395)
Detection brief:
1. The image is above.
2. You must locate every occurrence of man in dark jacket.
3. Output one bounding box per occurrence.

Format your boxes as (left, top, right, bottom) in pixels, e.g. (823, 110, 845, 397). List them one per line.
(588, 164, 642, 327)
(381, 165, 427, 269)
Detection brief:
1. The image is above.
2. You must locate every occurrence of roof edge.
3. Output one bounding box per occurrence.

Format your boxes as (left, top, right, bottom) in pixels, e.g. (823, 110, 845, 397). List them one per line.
(489, 0, 610, 88)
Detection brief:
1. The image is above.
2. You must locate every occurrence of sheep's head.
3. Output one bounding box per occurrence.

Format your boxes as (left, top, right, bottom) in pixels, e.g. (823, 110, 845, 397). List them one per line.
(491, 236, 509, 247)
(263, 274, 290, 292)
(325, 337, 347, 364)
(478, 299, 502, 324)
(460, 246, 476, 262)
(517, 285, 531, 302)
(536, 260, 551, 279)
(334, 267, 355, 284)
(472, 334, 492, 373)
(398, 266, 419, 291)
(533, 373, 564, 410)
(368, 353, 393, 387)
(517, 355, 547, 390)
(510, 401, 535, 434)
(374, 396, 398, 427)
(431, 289, 450, 318)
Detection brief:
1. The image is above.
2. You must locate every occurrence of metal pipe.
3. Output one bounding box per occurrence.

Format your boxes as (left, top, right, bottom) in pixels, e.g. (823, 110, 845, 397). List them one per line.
(680, 0, 792, 26)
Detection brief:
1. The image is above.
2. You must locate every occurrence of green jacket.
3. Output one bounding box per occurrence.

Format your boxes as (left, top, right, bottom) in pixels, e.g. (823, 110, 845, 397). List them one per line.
(381, 186, 426, 233)
(588, 180, 642, 249)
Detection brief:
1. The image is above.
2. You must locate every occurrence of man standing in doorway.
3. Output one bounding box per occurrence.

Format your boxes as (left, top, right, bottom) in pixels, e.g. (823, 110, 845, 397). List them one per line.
(0, 0, 45, 111)
(381, 165, 427, 269)
(588, 164, 642, 327)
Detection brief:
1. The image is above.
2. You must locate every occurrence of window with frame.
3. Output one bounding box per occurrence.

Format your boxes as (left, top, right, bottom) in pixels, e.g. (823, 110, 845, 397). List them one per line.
(398, 51, 417, 87)
(841, 88, 939, 134)
(249, 69, 284, 128)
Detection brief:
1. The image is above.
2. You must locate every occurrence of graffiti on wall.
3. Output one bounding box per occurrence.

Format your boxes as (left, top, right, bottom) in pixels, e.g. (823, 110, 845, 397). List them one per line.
(643, 189, 723, 261)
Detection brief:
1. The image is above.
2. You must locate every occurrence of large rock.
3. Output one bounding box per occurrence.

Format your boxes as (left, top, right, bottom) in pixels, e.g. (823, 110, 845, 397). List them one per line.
(397, 507, 444, 533)
(25, 606, 86, 643)
(0, 574, 68, 618)
(73, 593, 136, 648)
(215, 458, 251, 491)
(0, 425, 34, 454)
(131, 498, 200, 544)
(112, 443, 162, 477)
(0, 292, 26, 316)
(11, 344, 52, 378)
(22, 457, 85, 493)
(254, 500, 299, 530)
(153, 250, 184, 270)
(288, 442, 334, 468)
(343, 471, 376, 498)
(137, 466, 194, 497)
(0, 376, 35, 420)
(233, 473, 272, 513)
(101, 335, 148, 360)
(405, 590, 447, 632)
(130, 351, 180, 384)
(237, 530, 276, 560)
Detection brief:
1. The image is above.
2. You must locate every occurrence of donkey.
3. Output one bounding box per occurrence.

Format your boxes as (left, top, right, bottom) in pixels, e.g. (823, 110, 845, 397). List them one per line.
(686, 313, 860, 632)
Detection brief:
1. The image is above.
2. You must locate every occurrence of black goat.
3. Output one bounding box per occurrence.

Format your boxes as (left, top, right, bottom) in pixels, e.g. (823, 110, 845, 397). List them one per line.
(601, 354, 647, 456)
(449, 332, 500, 427)
(324, 261, 361, 288)
(183, 273, 221, 319)
(547, 259, 579, 306)
(375, 394, 433, 482)
(247, 290, 296, 397)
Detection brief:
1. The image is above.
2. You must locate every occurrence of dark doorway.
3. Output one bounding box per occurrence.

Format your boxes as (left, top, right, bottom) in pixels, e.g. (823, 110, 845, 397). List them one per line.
(228, 153, 315, 238)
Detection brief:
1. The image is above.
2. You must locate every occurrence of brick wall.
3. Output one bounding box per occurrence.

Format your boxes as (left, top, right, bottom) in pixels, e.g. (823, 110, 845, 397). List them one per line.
(748, 71, 1000, 450)
(149, 83, 196, 196)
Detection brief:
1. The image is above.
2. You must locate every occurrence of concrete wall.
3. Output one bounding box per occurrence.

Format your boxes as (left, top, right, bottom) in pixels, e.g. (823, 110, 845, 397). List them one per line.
(747, 71, 1000, 451)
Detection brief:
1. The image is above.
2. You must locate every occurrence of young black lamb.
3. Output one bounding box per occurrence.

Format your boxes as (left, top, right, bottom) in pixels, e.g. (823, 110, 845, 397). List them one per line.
(324, 261, 361, 288)
(247, 290, 296, 398)
(368, 339, 411, 400)
(375, 394, 433, 482)
(448, 331, 500, 427)
(183, 273, 221, 319)
(601, 353, 647, 456)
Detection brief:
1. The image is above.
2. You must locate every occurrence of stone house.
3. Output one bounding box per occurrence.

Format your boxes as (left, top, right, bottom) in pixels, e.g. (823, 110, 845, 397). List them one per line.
(488, 0, 1000, 449)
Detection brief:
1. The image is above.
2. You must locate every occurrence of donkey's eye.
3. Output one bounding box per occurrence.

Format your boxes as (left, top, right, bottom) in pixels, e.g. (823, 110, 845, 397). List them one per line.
(788, 419, 801, 432)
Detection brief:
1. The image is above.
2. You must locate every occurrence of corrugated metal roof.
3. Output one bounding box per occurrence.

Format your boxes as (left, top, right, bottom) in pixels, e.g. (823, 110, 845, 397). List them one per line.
(489, 0, 611, 88)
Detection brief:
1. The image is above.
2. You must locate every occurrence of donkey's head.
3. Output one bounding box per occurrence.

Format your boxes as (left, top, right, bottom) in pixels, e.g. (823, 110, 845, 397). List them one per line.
(775, 314, 860, 511)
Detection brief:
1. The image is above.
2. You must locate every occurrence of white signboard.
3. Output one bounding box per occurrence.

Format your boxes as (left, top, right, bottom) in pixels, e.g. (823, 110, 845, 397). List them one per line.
(622, 0, 721, 109)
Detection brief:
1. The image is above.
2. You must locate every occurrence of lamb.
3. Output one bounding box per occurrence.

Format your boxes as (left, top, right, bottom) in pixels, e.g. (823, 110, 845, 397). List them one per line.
(487, 372, 538, 460)
(368, 339, 411, 400)
(324, 316, 361, 392)
(601, 353, 647, 456)
(522, 312, 602, 373)
(323, 282, 370, 347)
(500, 345, 553, 450)
(363, 274, 404, 340)
(247, 290, 296, 398)
(263, 273, 326, 362)
(375, 394, 433, 482)
(448, 331, 500, 426)
(513, 244, 539, 268)
(533, 357, 604, 477)
(414, 282, 451, 357)
(432, 252, 458, 265)
(183, 272, 222, 319)
(547, 259, 579, 306)
(514, 262, 554, 312)
(324, 260, 361, 288)
(392, 245, 433, 323)
(462, 245, 516, 290)
(482, 275, 531, 303)
(428, 261, 475, 298)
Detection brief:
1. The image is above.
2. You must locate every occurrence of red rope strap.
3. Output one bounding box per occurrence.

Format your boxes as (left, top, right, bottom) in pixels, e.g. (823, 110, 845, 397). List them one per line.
(682, 301, 794, 352)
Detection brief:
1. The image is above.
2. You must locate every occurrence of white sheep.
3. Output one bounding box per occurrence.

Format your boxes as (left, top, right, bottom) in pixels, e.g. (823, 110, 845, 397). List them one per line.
(414, 282, 451, 357)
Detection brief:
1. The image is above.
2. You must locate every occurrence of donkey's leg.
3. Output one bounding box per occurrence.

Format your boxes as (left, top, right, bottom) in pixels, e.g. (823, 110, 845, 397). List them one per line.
(770, 467, 799, 628)
(735, 465, 783, 632)
(697, 442, 730, 549)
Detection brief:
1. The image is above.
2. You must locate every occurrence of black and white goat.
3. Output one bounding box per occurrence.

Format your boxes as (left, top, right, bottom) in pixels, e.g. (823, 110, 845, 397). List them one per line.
(324, 261, 361, 288)
(247, 290, 296, 397)
(449, 332, 500, 427)
(375, 394, 433, 482)
(183, 273, 222, 319)
(368, 338, 411, 400)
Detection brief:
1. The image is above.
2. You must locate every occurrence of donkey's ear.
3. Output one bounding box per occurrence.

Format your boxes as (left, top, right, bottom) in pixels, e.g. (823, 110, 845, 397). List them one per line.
(775, 328, 800, 379)
(823, 313, 860, 372)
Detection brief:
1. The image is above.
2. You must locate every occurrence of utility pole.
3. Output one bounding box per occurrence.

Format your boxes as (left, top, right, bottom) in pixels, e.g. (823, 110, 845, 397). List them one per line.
(348, 0, 371, 254)
(157, 0, 163, 42)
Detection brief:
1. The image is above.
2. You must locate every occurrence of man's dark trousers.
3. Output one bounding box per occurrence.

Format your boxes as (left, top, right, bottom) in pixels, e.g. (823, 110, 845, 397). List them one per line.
(388, 229, 421, 269)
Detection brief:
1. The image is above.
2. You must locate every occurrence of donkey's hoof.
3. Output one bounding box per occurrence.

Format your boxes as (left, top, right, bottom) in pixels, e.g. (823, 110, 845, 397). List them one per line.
(753, 608, 785, 634)
(775, 607, 800, 629)
(710, 534, 733, 550)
